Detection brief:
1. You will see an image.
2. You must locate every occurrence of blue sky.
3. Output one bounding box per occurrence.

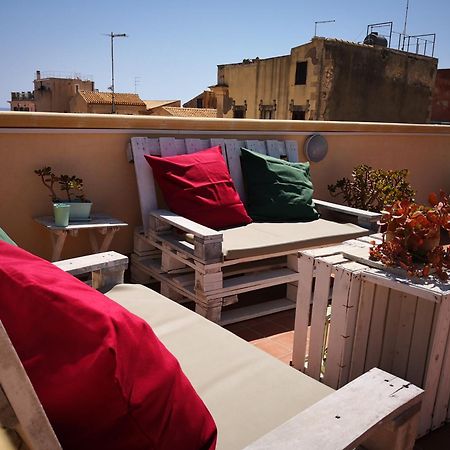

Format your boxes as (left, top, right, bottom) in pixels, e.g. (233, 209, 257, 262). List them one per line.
(1, 0, 449, 109)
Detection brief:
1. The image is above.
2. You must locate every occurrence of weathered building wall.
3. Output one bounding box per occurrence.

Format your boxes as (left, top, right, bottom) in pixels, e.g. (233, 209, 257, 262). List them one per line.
(431, 69, 450, 123)
(321, 41, 437, 123)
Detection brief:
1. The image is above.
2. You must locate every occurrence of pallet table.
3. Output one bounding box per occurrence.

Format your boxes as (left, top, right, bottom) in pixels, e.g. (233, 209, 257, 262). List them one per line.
(34, 214, 128, 261)
(292, 235, 450, 437)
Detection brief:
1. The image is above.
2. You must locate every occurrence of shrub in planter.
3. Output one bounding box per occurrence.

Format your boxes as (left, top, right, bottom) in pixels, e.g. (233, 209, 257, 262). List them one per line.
(328, 165, 415, 212)
(369, 191, 450, 280)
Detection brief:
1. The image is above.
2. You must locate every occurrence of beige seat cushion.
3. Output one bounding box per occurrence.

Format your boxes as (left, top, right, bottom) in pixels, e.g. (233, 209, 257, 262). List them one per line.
(221, 220, 368, 260)
(106, 284, 333, 450)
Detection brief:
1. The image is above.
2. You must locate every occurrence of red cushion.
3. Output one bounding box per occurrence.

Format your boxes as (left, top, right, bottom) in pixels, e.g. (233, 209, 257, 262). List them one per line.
(145, 146, 252, 229)
(0, 242, 217, 450)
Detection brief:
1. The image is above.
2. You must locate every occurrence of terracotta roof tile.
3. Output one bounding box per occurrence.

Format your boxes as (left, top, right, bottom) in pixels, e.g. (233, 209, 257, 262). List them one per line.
(78, 91, 145, 106)
(162, 107, 217, 118)
(144, 100, 180, 110)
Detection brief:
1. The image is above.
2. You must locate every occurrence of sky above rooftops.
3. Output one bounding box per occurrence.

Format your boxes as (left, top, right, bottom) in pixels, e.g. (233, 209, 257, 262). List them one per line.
(0, 0, 449, 109)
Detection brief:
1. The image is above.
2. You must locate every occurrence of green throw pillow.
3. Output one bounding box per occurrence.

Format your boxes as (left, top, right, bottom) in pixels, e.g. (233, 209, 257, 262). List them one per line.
(240, 148, 319, 222)
(0, 227, 17, 246)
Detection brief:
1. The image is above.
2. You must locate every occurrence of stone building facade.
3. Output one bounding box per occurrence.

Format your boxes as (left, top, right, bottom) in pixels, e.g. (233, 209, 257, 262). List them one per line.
(213, 37, 438, 123)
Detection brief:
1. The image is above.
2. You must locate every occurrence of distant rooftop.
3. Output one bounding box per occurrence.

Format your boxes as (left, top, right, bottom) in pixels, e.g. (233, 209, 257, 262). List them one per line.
(143, 100, 180, 110)
(162, 107, 217, 118)
(78, 91, 145, 106)
(36, 71, 93, 81)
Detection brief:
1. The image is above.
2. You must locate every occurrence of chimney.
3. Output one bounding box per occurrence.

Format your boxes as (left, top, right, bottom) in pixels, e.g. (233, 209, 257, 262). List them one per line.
(36, 70, 41, 80)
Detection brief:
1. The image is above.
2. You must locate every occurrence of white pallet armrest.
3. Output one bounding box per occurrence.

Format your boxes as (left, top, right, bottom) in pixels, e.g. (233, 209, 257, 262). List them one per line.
(245, 367, 423, 450)
(150, 209, 223, 241)
(314, 199, 382, 226)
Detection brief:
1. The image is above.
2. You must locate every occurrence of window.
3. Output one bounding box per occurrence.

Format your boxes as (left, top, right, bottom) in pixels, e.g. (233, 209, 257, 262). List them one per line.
(295, 61, 307, 85)
(196, 98, 203, 108)
(234, 109, 245, 119)
(259, 100, 276, 120)
(260, 108, 273, 119)
(292, 110, 305, 120)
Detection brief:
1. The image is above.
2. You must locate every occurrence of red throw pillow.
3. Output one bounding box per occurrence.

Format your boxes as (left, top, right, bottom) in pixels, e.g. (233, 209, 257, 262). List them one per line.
(145, 146, 252, 229)
(0, 241, 217, 450)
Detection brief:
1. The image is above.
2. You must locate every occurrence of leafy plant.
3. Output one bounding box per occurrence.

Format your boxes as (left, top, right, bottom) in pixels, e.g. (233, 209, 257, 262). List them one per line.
(369, 191, 450, 280)
(328, 165, 415, 212)
(34, 166, 88, 202)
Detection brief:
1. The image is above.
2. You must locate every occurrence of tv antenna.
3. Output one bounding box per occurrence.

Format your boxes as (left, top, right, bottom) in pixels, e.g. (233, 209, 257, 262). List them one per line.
(402, 0, 410, 50)
(134, 76, 142, 94)
(314, 19, 336, 37)
(104, 32, 128, 113)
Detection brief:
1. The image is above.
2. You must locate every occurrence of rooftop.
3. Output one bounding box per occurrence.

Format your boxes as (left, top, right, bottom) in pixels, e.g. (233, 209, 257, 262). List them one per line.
(78, 90, 146, 106)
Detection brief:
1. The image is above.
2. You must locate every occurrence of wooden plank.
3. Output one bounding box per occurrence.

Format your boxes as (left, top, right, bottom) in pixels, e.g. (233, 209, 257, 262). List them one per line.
(130, 137, 160, 233)
(245, 140, 267, 154)
(349, 280, 376, 381)
(316, 199, 381, 223)
(406, 297, 435, 387)
(337, 271, 363, 388)
(185, 138, 211, 153)
(292, 253, 314, 371)
(364, 285, 390, 372)
(0, 322, 62, 450)
(245, 368, 423, 450)
(391, 293, 417, 379)
(379, 289, 404, 374)
(222, 139, 246, 201)
(285, 140, 299, 162)
(419, 294, 450, 436)
(266, 140, 285, 159)
(323, 266, 353, 388)
(306, 259, 333, 380)
(432, 295, 450, 429)
(159, 137, 186, 156)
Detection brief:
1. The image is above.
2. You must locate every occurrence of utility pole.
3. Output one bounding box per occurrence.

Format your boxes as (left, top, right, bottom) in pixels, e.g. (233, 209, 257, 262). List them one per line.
(314, 19, 335, 37)
(402, 0, 410, 51)
(109, 32, 127, 114)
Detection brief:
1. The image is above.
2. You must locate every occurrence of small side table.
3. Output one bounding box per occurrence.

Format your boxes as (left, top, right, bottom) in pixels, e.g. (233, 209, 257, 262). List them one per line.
(34, 214, 128, 261)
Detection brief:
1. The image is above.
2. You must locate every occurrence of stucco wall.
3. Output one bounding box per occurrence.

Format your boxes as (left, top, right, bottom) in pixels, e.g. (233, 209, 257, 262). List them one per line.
(1, 112, 449, 261)
(322, 41, 437, 123)
(431, 69, 450, 123)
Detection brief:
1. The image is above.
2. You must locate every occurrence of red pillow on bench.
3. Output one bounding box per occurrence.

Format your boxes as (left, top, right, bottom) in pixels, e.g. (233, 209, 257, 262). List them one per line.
(0, 241, 217, 450)
(145, 145, 251, 229)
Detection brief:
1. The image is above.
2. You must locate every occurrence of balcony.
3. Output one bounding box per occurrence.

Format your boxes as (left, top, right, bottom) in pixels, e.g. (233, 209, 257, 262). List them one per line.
(1, 111, 450, 447)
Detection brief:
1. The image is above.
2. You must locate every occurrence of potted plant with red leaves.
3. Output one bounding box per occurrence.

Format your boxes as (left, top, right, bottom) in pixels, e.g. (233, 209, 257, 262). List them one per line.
(370, 191, 450, 280)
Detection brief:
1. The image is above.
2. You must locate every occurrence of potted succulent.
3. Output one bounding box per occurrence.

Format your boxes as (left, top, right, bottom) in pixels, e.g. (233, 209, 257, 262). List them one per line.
(369, 191, 450, 280)
(34, 166, 92, 221)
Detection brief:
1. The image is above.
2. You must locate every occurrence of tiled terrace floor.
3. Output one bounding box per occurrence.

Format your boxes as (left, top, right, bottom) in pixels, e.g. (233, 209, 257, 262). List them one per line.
(224, 309, 450, 450)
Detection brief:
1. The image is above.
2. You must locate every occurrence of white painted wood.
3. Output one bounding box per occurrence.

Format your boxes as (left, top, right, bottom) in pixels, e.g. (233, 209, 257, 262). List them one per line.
(364, 285, 390, 372)
(431, 301, 450, 429)
(222, 139, 246, 201)
(419, 294, 450, 436)
(406, 297, 435, 387)
(349, 280, 376, 381)
(185, 138, 211, 153)
(285, 140, 299, 162)
(379, 289, 404, 374)
(0, 322, 62, 450)
(266, 140, 285, 159)
(245, 368, 423, 450)
(306, 259, 333, 380)
(292, 253, 315, 371)
(391, 293, 418, 379)
(245, 140, 267, 154)
(317, 200, 381, 224)
(159, 137, 186, 156)
(131, 137, 160, 233)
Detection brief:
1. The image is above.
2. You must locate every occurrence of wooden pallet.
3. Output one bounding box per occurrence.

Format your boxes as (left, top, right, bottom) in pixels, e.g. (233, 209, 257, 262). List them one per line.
(292, 235, 450, 437)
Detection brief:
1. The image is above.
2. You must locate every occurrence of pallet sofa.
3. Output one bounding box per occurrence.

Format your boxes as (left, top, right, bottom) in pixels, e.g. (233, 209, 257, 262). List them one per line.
(128, 137, 381, 324)
(0, 251, 422, 450)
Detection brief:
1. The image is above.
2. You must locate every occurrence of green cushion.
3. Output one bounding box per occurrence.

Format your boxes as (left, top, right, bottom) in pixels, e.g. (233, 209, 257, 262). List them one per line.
(240, 148, 319, 222)
(0, 227, 16, 246)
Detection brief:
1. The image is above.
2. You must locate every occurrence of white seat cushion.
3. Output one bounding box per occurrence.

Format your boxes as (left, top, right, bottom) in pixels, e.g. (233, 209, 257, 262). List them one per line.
(221, 220, 368, 260)
(107, 284, 333, 450)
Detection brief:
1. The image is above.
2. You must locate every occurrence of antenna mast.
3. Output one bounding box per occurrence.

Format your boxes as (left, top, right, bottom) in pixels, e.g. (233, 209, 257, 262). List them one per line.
(402, 0, 410, 50)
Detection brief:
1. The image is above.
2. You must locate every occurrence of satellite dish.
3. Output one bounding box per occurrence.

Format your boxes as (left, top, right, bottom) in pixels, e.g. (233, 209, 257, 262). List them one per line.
(304, 134, 328, 162)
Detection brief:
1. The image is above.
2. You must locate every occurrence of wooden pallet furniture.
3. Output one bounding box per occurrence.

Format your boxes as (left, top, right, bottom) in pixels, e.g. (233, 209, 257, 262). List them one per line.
(1, 252, 423, 450)
(128, 137, 380, 324)
(292, 235, 450, 437)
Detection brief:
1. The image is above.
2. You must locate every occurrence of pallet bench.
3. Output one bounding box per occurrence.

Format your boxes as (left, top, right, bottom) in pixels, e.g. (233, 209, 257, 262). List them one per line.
(128, 137, 380, 324)
(292, 235, 450, 437)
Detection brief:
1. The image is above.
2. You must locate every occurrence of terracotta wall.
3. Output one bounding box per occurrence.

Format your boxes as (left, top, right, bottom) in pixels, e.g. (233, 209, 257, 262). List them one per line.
(1, 112, 449, 260)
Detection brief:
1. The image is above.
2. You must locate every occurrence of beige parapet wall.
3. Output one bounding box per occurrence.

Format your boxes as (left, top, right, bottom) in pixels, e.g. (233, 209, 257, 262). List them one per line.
(1, 112, 450, 260)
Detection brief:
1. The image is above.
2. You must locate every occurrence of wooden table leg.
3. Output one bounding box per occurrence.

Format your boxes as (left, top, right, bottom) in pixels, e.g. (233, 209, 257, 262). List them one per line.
(88, 227, 120, 254)
(49, 230, 67, 262)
